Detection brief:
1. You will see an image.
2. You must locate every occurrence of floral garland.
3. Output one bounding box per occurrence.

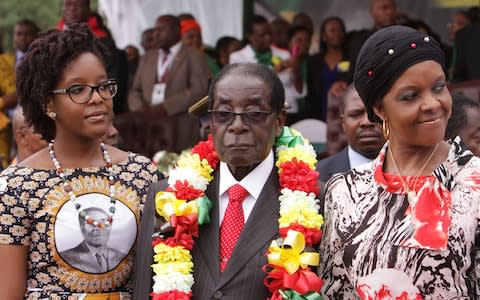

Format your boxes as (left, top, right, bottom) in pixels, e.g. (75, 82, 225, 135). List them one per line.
(150, 127, 324, 300)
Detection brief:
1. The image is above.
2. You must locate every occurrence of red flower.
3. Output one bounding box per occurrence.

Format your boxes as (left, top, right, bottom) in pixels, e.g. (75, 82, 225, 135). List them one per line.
(264, 265, 322, 295)
(268, 290, 284, 300)
(150, 290, 192, 300)
(279, 224, 322, 246)
(166, 180, 203, 201)
(279, 158, 320, 196)
(192, 135, 220, 169)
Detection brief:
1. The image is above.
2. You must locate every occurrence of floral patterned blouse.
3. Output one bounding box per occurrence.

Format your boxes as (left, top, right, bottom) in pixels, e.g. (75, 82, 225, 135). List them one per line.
(319, 137, 480, 299)
(0, 153, 158, 299)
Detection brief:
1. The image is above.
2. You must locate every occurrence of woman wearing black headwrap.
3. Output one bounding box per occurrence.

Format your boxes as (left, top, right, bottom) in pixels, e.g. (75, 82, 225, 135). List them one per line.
(319, 25, 480, 299)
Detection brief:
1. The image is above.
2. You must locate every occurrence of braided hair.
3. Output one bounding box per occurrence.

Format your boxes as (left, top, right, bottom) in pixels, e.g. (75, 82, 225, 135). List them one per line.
(17, 23, 109, 141)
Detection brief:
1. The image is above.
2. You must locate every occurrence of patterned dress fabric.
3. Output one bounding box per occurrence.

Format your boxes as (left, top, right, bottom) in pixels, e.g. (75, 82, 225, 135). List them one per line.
(0, 153, 158, 299)
(319, 137, 480, 299)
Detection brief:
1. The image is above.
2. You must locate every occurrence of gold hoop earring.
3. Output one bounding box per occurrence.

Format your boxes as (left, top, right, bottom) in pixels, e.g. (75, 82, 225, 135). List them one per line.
(382, 120, 390, 140)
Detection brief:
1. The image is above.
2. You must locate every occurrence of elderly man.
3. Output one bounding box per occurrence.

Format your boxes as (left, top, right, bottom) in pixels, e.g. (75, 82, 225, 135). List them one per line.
(10, 105, 47, 165)
(316, 84, 384, 182)
(128, 14, 209, 152)
(60, 207, 126, 273)
(133, 63, 324, 299)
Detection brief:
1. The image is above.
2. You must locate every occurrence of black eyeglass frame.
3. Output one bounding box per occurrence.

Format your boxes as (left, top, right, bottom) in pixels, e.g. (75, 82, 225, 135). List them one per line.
(51, 79, 118, 104)
(208, 109, 273, 126)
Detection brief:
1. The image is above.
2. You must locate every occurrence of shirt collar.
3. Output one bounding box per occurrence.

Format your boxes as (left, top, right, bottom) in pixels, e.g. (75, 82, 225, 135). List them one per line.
(348, 145, 373, 168)
(219, 150, 274, 199)
(159, 41, 182, 56)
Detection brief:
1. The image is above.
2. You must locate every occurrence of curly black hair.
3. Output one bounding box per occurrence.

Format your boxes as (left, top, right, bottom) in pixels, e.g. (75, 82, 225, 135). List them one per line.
(16, 23, 110, 141)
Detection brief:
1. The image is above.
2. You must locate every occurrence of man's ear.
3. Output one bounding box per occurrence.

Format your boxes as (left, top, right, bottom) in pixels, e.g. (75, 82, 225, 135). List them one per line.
(372, 102, 386, 123)
(275, 110, 286, 137)
(340, 113, 346, 133)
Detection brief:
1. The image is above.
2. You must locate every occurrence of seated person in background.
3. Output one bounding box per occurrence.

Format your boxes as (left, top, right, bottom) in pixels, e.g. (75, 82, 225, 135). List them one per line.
(141, 28, 156, 52)
(101, 123, 119, 148)
(284, 25, 310, 125)
(211, 36, 242, 75)
(10, 105, 47, 165)
(316, 84, 384, 182)
(445, 93, 480, 156)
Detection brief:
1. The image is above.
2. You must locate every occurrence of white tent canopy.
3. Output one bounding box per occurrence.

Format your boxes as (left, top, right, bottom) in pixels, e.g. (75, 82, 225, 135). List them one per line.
(99, 0, 244, 52)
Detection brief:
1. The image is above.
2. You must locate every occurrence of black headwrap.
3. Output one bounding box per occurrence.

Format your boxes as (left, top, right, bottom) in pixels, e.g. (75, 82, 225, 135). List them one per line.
(354, 25, 445, 123)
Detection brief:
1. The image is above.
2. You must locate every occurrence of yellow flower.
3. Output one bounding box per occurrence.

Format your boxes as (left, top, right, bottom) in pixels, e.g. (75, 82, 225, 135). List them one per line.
(267, 230, 319, 274)
(337, 60, 350, 72)
(155, 191, 198, 219)
(279, 207, 324, 229)
(151, 261, 193, 275)
(276, 145, 317, 170)
(272, 55, 282, 66)
(153, 244, 192, 263)
(177, 153, 214, 182)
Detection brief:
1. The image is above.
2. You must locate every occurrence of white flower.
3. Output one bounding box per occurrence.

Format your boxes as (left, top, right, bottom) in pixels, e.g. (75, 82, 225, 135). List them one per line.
(152, 272, 194, 293)
(294, 144, 317, 159)
(168, 167, 208, 191)
(279, 188, 319, 214)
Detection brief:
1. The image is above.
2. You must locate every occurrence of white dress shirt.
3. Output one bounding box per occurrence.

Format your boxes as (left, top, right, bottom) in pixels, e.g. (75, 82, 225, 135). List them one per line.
(348, 145, 373, 169)
(218, 150, 274, 225)
(156, 41, 182, 82)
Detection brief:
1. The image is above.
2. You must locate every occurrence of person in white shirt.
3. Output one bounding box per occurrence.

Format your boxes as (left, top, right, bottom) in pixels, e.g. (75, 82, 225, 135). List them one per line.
(230, 16, 306, 124)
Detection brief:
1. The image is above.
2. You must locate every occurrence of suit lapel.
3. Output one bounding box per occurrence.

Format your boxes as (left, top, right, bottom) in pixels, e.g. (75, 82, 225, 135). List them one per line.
(143, 51, 159, 105)
(166, 45, 186, 84)
(217, 168, 280, 288)
(195, 171, 221, 285)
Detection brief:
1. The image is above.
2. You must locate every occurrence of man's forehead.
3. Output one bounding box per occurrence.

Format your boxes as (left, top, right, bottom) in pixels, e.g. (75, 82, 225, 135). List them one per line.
(344, 93, 365, 110)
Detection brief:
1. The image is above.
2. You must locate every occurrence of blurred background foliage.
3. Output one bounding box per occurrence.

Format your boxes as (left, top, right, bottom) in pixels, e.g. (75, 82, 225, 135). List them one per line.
(0, 0, 97, 52)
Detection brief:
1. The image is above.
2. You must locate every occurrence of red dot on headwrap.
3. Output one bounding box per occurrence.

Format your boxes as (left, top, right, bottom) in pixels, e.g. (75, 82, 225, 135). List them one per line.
(410, 43, 417, 49)
(367, 70, 374, 77)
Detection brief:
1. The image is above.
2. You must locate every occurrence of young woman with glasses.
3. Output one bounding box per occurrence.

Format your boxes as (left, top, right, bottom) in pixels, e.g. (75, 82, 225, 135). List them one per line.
(0, 24, 158, 299)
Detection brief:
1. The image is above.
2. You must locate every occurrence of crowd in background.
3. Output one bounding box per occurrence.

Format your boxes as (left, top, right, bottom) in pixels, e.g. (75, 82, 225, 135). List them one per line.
(0, 0, 479, 168)
(0, 0, 479, 299)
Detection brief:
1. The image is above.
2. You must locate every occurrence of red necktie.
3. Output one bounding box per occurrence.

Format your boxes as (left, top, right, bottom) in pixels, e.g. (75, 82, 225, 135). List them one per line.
(219, 184, 249, 272)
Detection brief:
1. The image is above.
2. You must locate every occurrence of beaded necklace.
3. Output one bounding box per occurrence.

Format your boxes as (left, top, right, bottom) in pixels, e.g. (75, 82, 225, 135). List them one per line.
(48, 141, 116, 228)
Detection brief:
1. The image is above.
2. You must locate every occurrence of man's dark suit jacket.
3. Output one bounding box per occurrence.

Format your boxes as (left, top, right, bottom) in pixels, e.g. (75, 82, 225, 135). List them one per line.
(134, 168, 281, 299)
(316, 147, 350, 183)
(60, 241, 126, 273)
(133, 168, 325, 299)
(454, 21, 480, 81)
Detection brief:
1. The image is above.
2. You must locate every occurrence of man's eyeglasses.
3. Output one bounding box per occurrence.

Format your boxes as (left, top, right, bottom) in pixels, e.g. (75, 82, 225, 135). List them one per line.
(208, 110, 272, 126)
(51, 79, 118, 104)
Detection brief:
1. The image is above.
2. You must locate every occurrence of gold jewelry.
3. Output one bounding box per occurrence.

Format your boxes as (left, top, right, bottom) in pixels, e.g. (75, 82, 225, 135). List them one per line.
(382, 120, 390, 140)
(388, 143, 439, 204)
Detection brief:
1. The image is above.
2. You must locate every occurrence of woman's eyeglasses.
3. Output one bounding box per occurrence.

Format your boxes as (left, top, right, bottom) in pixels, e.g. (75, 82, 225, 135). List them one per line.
(208, 110, 272, 126)
(51, 79, 118, 104)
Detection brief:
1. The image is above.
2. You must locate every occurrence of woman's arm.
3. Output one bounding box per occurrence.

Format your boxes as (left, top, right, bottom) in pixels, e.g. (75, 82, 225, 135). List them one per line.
(0, 244, 28, 299)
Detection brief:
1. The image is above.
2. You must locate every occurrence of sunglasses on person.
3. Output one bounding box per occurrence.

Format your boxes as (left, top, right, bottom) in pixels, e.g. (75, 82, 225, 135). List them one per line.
(208, 110, 272, 126)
